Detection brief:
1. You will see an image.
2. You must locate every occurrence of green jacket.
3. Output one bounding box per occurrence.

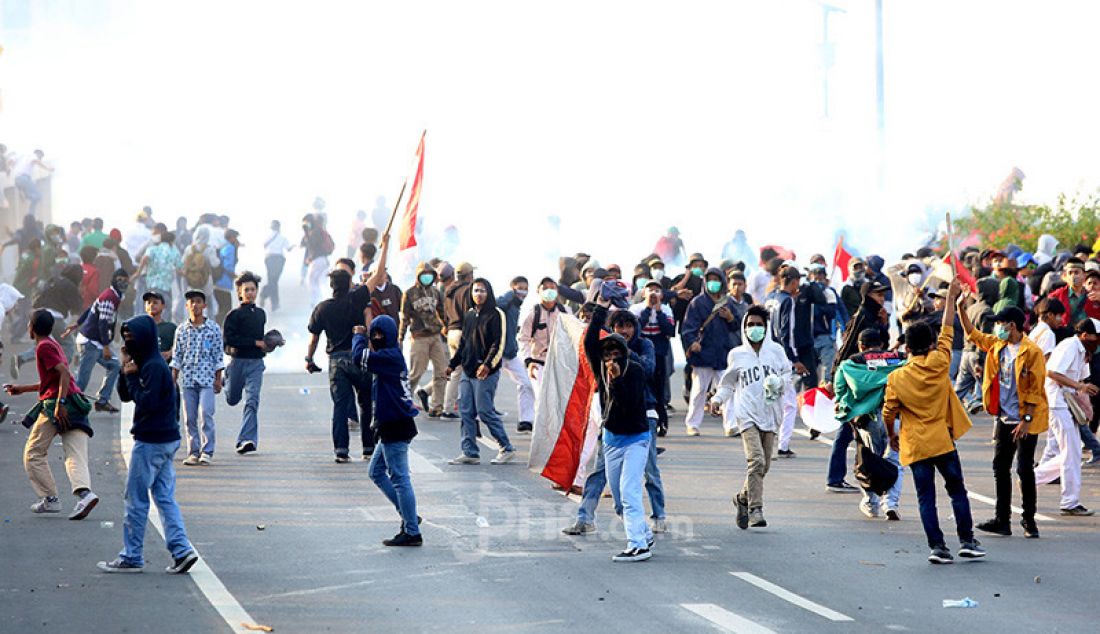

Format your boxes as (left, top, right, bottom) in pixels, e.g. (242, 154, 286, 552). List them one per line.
(833, 353, 907, 422)
(22, 393, 94, 437)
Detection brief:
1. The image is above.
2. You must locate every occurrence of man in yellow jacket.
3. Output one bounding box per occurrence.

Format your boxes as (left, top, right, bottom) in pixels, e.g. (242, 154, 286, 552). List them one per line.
(958, 303, 1047, 539)
(884, 279, 985, 565)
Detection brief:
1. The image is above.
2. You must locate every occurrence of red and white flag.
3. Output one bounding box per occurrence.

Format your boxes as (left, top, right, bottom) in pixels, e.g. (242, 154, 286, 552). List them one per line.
(932, 253, 978, 293)
(528, 314, 599, 489)
(398, 131, 425, 251)
(798, 387, 841, 433)
(833, 238, 853, 281)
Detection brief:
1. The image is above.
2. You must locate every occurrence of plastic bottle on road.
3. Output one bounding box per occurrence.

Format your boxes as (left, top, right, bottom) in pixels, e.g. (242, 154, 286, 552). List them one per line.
(942, 598, 978, 608)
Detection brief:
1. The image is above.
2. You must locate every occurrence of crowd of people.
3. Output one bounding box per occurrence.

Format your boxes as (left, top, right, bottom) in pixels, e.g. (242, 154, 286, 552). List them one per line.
(5, 203, 1100, 568)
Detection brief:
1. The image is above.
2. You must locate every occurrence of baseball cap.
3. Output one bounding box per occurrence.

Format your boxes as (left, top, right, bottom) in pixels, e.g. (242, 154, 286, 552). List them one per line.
(687, 253, 708, 266)
(864, 280, 890, 295)
(184, 289, 207, 302)
(456, 262, 475, 276)
(990, 306, 1026, 329)
(141, 291, 165, 303)
(644, 279, 663, 290)
(905, 263, 923, 275)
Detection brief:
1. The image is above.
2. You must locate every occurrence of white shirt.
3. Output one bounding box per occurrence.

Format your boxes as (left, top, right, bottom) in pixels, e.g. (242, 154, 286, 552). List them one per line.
(13, 155, 37, 178)
(1028, 321, 1056, 357)
(1045, 336, 1090, 409)
(264, 231, 291, 256)
(747, 269, 771, 306)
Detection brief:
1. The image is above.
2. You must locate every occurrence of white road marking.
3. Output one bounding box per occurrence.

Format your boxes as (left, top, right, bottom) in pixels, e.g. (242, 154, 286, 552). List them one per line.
(680, 603, 776, 634)
(967, 491, 1057, 522)
(729, 572, 853, 622)
(254, 579, 376, 601)
(120, 404, 258, 633)
(478, 436, 504, 453)
(793, 427, 835, 447)
(407, 449, 443, 474)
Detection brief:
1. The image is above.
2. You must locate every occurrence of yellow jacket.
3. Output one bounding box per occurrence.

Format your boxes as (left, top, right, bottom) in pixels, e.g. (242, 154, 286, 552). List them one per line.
(967, 330, 1049, 434)
(883, 325, 972, 466)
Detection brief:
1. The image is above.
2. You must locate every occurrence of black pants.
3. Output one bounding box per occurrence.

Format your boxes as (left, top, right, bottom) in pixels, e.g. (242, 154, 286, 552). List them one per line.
(795, 344, 818, 392)
(651, 352, 668, 427)
(261, 255, 286, 311)
(992, 419, 1038, 521)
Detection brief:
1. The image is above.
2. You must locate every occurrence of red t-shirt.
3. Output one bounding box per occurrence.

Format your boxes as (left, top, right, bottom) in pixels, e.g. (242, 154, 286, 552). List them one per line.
(36, 337, 80, 400)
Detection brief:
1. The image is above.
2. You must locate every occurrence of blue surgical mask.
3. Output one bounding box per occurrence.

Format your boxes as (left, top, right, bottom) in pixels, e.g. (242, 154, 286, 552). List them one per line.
(994, 325, 1010, 341)
(706, 280, 723, 294)
(635, 278, 650, 291)
(419, 274, 435, 286)
(746, 325, 766, 343)
(691, 267, 704, 278)
(540, 288, 558, 303)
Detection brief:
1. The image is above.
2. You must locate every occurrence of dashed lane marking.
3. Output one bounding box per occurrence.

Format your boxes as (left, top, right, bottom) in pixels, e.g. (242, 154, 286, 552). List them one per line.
(729, 572, 854, 622)
(680, 603, 777, 634)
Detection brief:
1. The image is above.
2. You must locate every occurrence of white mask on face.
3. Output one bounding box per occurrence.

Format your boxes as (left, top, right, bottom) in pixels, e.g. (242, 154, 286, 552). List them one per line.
(908, 273, 922, 286)
(151, 234, 162, 244)
(651, 268, 665, 282)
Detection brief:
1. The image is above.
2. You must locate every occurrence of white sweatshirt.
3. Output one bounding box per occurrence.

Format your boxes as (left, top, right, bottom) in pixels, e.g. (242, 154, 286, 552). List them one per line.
(710, 316, 792, 432)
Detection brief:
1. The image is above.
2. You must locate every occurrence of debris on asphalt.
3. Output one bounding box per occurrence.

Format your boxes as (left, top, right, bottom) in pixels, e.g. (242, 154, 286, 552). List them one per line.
(100, 521, 114, 528)
(859, 561, 886, 567)
(1035, 576, 1041, 584)
(299, 388, 310, 396)
(994, 594, 1001, 598)
(475, 516, 490, 528)
(942, 598, 978, 608)
(56, 584, 69, 589)
(241, 623, 274, 632)
(256, 524, 266, 531)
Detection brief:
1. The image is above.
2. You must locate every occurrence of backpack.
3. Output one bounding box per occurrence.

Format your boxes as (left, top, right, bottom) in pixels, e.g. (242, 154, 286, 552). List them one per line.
(183, 246, 212, 288)
(319, 230, 335, 257)
(529, 302, 565, 338)
(851, 419, 899, 495)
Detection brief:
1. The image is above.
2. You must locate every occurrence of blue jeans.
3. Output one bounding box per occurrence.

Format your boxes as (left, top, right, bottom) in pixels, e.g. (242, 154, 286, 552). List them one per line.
(369, 440, 420, 536)
(604, 436, 653, 550)
(75, 342, 121, 405)
(15, 174, 42, 216)
(953, 350, 982, 407)
(826, 421, 855, 486)
(121, 440, 192, 566)
(949, 349, 962, 383)
(182, 386, 216, 457)
(1079, 423, 1100, 455)
(458, 372, 513, 457)
(863, 418, 903, 511)
(328, 352, 372, 456)
(909, 450, 974, 548)
(578, 419, 666, 523)
(813, 333, 836, 386)
(226, 358, 265, 448)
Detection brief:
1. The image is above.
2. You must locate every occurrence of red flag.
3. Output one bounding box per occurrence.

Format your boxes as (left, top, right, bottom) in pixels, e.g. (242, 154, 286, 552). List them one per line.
(945, 253, 978, 293)
(832, 238, 853, 281)
(398, 132, 425, 251)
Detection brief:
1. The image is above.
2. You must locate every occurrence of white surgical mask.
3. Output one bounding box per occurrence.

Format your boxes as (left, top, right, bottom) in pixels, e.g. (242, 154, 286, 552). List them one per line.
(908, 273, 922, 286)
(540, 288, 558, 303)
(652, 268, 665, 281)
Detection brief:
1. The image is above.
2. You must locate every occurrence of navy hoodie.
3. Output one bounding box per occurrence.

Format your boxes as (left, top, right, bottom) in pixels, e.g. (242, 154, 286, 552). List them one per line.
(352, 315, 418, 443)
(117, 314, 181, 444)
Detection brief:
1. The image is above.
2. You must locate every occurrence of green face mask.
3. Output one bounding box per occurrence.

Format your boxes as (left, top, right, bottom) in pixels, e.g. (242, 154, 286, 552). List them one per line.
(691, 267, 705, 278)
(994, 324, 1011, 341)
(746, 325, 767, 343)
(418, 274, 435, 286)
(706, 280, 723, 294)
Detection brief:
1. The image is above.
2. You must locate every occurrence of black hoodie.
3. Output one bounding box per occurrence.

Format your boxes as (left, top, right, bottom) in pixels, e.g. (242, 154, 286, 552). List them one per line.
(449, 278, 507, 377)
(584, 306, 649, 437)
(118, 314, 181, 444)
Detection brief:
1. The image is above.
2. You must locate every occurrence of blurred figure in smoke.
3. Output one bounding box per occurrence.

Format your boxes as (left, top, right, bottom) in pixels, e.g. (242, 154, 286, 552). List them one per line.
(260, 220, 292, 312)
(348, 210, 368, 259)
(302, 214, 335, 306)
(721, 230, 757, 273)
(371, 196, 389, 231)
(653, 227, 686, 268)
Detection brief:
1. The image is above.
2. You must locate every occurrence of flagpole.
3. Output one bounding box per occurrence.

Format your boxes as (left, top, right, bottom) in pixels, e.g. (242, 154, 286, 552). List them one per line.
(946, 212, 956, 281)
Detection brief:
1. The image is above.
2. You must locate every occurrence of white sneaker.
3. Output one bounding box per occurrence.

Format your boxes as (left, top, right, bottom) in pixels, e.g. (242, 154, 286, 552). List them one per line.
(685, 427, 700, 437)
(31, 496, 61, 513)
(182, 455, 200, 466)
(448, 454, 480, 465)
(198, 453, 213, 466)
(490, 449, 516, 465)
(859, 499, 880, 519)
(69, 492, 99, 520)
(725, 429, 741, 438)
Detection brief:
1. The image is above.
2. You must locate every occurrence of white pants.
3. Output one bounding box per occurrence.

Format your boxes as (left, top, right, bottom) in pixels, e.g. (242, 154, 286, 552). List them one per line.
(1040, 428, 1060, 463)
(684, 366, 720, 431)
(500, 355, 536, 423)
(778, 384, 797, 451)
(1034, 409, 1082, 509)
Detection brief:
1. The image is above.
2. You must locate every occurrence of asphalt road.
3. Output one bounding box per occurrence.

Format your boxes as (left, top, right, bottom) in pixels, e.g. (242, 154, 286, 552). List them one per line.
(4, 312, 1100, 632)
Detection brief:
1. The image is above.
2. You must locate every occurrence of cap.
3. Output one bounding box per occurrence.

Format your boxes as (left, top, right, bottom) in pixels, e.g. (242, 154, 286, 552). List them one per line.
(905, 263, 923, 275)
(184, 289, 207, 302)
(456, 262, 475, 276)
(644, 279, 663, 289)
(849, 257, 866, 269)
(687, 253, 708, 266)
(645, 255, 664, 268)
(141, 291, 165, 303)
(990, 306, 1026, 329)
(865, 280, 890, 294)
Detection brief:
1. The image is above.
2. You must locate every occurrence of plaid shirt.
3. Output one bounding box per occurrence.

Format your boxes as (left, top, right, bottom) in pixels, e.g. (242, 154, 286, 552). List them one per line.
(170, 318, 225, 388)
(76, 287, 121, 348)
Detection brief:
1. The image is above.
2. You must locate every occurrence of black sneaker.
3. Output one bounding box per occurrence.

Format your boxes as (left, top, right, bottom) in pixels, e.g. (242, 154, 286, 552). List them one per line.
(656, 421, 668, 437)
(826, 481, 860, 494)
(383, 532, 423, 547)
(655, 446, 666, 456)
(777, 449, 796, 458)
(1060, 504, 1094, 516)
(236, 441, 256, 455)
(334, 454, 351, 464)
(516, 421, 533, 434)
(612, 547, 652, 562)
(958, 540, 985, 558)
(928, 544, 954, 564)
(362, 447, 375, 460)
(439, 412, 460, 420)
(809, 429, 821, 440)
(975, 518, 1011, 536)
(885, 508, 901, 521)
(166, 551, 199, 574)
(417, 389, 430, 412)
(1021, 517, 1040, 539)
(733, 493, 749, 530)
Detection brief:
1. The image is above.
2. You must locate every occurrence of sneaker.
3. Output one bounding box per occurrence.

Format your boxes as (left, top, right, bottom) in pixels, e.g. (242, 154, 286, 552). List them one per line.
(562, 521, 597, 535)
(439, 412, 460, 420)
(651, 518, 668, 534)
(236, 441, 256, 455)
(827, 481, 860, 493)
(334, 454, 351, 464)
(928, 544, 954, 564)
(958, 540, 986, 558)
(612, 547, 652, 562)
(1021, 516, 1040, 539)
(656, 421, 668, 437)
(383, 531, 423, 547)
(1085, 454, 1100, 467)
(0, 403, 8, 424)
(362, 447, 375, 460)
(31, 496, 61, 513)
(748, 508, 767, 528)
(94, 401, 120, 413)
(776, 449, 796, 458)
(448, 454, 480, 465)
(885, 508, 901, 521)
(809, 429, 820, 440)
(198, 453, 213, 466)
(417, 389, 430, 412)
(967, 401, 984, 415)
(685, 427, 700, 437)
(725, 428, 741, 438)
(733, 494, 749, 530)
(428, 408, 443, 419)
(655, 446, 666, 456)
(490, 449, 516, 465)
(97, 558, 143, 574)
(1060, 504, 1095, 516)
(166, 551, 199, 574)
(975, 518, 1011, 536)
(859, 500, 879, 519)
(516, 421, 533, 434)
(69, 492, 99, 520)
(182, 454, 200, 466)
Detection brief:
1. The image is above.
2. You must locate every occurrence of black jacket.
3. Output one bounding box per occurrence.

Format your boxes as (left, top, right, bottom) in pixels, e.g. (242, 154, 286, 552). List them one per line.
(223, 302, 267, 358)
(584, 305, 649, 436)
(118, 315, 181, 444)
(449, 280, 506, 377)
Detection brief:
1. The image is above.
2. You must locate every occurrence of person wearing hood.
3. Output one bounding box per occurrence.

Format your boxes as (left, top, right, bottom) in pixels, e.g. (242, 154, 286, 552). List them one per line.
(401, 261, 449, 419)
(97, 314, 198, 574)
(437, 262, 476, 419)
(222, 272, 269, 455)
(40, 224, 69, 279)
(681, 267, 740, 436)
(567, 260, 600, 313)
(497, 276, 536, 433)
(66, 268, 129, 413)
(765, 266, 807, 456)
(841, 258, 868, 317)
(710, 305, 792, 529)
(8, 309, 99, 521)
(953, 277, 999, 414)
(832, 328, 907, 519)
(832, 280, 891, 377)
(352, 313, 423, 547)
(630, 279, 675, 435)
(446, 278, 516, 465)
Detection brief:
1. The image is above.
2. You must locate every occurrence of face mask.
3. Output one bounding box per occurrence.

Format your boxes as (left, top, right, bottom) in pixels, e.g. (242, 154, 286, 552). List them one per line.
(514, 289, 528, 300)
(114, 280, 130, 293)
(994, 325, 1011, 341)
(908, 273, 922, 286)
(651, 268, 665, 281)
(691, 267, 704, 278)
(419, 274, 434, 286)
(706, 280, 723, 294)
(540, 288, 558, 303)
(746, 325, 766, 343)
(152, 234, 162, 244)
(635, 278, 649, 291)
(851, 271, 866, 282)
